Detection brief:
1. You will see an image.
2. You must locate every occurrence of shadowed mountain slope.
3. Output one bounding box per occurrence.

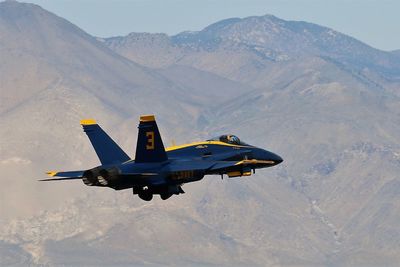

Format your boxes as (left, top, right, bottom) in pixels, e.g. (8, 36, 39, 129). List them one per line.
(0, 0, 217, 218)
(1, 2, 400, 266)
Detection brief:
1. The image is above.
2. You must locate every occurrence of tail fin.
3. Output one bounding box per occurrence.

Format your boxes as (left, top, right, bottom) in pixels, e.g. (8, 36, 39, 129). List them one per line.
(81, 119, 131, 165)
(135, 115, 168, 163)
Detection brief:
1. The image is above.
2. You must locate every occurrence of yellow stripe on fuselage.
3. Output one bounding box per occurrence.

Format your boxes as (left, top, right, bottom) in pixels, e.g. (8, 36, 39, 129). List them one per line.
(234, 159, 275, 165)
(165, 141, 250, 151)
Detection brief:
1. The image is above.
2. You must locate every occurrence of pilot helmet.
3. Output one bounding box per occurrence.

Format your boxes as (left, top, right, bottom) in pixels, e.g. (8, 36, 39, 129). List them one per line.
(230, 135, 240, 144)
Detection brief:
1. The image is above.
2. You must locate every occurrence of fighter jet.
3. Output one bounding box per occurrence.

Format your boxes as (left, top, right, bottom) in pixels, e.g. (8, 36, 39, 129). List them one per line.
(41, 115, 283, 201)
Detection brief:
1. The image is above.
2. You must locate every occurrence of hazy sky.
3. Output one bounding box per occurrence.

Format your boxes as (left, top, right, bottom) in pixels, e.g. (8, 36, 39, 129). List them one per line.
(25, 0, 400, 51)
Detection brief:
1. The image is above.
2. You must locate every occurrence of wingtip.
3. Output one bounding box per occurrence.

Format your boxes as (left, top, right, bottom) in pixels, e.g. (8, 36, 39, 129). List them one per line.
(140, 114, 155, 122)
(46, 171, 57, 177)
(80, 119, 97, 125)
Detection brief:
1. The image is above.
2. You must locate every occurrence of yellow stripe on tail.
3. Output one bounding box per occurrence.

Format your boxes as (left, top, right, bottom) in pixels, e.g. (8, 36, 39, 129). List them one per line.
(46, 171, 58, 177)
(80, 119, 97, 125)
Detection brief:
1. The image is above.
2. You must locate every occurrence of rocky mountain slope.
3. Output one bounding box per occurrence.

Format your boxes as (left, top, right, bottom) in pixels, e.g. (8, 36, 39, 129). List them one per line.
(1, 1, 400, 266)
(104, 15, 400, 84)
(392, 49, 400, 57)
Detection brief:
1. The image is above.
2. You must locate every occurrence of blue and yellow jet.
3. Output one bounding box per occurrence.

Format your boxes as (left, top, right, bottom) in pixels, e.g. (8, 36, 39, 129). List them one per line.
(41, 115, 283, 201)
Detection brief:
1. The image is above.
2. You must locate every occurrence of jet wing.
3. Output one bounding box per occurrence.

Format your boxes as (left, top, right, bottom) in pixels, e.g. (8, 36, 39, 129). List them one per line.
(39, 170, 84, 181)
(207, 150, 252, 161)
(166, 158, 275, 174)
(165, 160, 217, 172)
(208, 161, 237, 172)
(119, 173, 158, 177)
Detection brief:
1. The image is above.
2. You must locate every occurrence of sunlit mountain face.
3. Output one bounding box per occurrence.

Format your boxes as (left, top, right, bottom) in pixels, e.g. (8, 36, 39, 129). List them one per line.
(1, 1, 400, 266)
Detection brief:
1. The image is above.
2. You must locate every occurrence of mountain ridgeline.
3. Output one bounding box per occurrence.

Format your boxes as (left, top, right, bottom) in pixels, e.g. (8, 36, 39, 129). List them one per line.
(1, 1, 400, 266)
(104, 15, 400, 81)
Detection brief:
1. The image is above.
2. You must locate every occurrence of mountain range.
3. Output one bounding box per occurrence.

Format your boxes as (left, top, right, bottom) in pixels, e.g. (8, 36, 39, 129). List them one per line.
(1, 1, 400, 266)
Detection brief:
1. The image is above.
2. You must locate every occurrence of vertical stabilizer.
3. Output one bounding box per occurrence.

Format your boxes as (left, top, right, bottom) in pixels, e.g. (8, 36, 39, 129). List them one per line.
(135, 115, 168, 163)
(81, 119, 130, 165)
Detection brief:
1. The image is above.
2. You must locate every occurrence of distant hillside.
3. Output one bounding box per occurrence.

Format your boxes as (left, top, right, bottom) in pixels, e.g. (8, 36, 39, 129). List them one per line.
(1, 2, 400, 266)
(392, 49, 400, 57)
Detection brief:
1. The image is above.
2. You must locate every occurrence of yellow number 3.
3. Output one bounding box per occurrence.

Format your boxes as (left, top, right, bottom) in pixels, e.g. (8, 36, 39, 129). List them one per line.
(146, 131, 155, 150)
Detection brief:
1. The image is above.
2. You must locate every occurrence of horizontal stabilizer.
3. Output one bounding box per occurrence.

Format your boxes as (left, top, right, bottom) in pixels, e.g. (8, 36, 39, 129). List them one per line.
(39, 176, 82, 182)
(46, 170, 85, 177)
(40, 170, 85, 181)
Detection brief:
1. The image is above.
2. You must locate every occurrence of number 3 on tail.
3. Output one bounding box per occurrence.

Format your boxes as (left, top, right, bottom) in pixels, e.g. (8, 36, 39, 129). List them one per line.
(146, 131, 155, 150)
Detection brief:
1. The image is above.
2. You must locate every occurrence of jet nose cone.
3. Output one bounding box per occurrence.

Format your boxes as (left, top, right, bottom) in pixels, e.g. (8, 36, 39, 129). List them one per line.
(274, 154, 283, 165)
(263, 150, 283, 165)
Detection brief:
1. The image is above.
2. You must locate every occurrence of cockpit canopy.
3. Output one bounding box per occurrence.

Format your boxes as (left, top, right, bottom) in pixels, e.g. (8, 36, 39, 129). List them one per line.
(208, 135, 250, 146)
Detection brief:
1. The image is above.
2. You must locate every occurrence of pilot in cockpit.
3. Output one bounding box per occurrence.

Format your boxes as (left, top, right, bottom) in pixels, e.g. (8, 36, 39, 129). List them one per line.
(220, 135, 241, 145)
(227, 135, 240, 144)
(208, 135, 249, 146)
